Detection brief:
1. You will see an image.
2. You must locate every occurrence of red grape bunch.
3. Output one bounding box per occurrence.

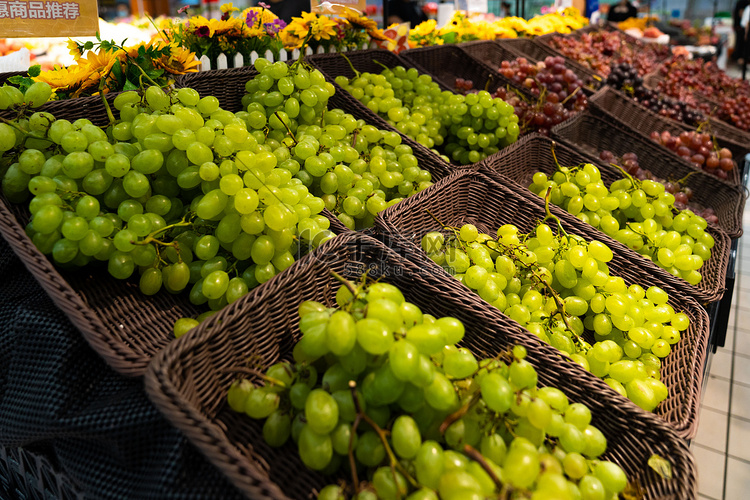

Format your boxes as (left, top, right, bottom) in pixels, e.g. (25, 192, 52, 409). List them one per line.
(655, 58, 750, 131)
(548, 31, 669, 77)
(599, 150, 719, 224)
(650, 129, 736, 181)
(606, 63, 705, 126)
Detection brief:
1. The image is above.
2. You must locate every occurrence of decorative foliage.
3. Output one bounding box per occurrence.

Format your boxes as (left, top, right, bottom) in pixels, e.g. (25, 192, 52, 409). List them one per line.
(21, 35, 198, 99)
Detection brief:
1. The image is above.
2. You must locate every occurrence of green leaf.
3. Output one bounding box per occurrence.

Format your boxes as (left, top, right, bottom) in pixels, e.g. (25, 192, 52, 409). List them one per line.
(96, 31, 101, 41)
(7, 76, 24, 85)
(27, 65, 41, 78)
(648, 454, 672, 480)
(123, 79, 139, 91)
(441, 32, 457, 44)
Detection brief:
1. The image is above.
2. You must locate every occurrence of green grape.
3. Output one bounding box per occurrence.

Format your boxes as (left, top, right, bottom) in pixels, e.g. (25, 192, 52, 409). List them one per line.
(298, 425, 333, 470)
(391, 415, 422, 459)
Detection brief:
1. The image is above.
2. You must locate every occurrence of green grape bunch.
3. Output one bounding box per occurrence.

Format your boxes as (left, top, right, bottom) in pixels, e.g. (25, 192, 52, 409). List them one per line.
(422, 215, 689, 413)
(228, 278, 630, 500)
(529, 160, 714, 287)
(1, 57, 439, 338)
(335, 64, 521, 165)
(241, 59, 434, 231)
(1, 76, 340, 337)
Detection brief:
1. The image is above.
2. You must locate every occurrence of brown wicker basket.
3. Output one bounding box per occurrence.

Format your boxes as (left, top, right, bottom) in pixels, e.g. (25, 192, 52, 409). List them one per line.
(536, 26, 671, 80)
(456, 40, 590, 100)
(374, 169, 709, 439)
(0, 72, 351, 377)
(400, 44, 525, 96)
(588, 86, 748, 185)
(642, 70, 747, 131)
(306, 49, 485, 169)
(496, 38, 603, 90)
(552, 112, 746, 238)
(145, 230, 698, 499)
(476, 133, 731, 305)
(533, 32, 605, 82)
(0, 446, 83, 500)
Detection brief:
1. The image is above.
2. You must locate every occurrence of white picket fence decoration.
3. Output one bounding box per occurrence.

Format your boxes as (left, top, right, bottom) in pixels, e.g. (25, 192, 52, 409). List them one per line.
(196, 42, 380, 71)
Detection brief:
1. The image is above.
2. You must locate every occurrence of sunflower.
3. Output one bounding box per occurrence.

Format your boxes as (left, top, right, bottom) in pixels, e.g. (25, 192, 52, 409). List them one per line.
(80, 47, 124, 77)
(341, 7, 377, 32)
(33, 64, 90, 95)
(280, 29, 304, 49)
(287, 11, 338, 41)
(135, 40, 200, 75)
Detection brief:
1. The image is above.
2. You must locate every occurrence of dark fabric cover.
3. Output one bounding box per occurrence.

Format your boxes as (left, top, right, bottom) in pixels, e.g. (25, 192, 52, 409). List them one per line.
(0, 237, 243, 499)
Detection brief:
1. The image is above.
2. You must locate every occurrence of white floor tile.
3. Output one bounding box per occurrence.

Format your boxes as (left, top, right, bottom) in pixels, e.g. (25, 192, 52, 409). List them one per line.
(692, 444, 726, 500)
(703, 375, 731, 413)
(709, 349, 733, 380)
(732, 329, 750, 358)
(728, 416, 750, 462)
(732, 353, 750, 386)
(725, 456, 750, 500)
(695, 406, 729, 453)
(730, 383, 750, 419)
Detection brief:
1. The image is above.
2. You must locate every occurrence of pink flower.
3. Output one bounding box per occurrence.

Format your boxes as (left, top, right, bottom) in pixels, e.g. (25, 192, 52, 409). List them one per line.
(178, 6, 189, 14)
(196, 25, 210, 37)
(259, 2, 270, 8)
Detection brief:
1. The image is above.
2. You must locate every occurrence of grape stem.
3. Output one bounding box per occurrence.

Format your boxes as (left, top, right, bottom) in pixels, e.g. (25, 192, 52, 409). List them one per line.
(424, 209, 466, 252)
(348, 381, 419, 491)
(97, 63, 117, 125)
(541, 187, 571, 240)
(439, 390, 481, 434)
(676, 170, 698, 185)
(340, 53, 361, 78)
(273, 111, 297, 144)
(218, 366, 289, 389)
(463, 444, 506, 492)
(609, 162, 640, 188)
(560, 85, 581, 107)
(330, 270, 359, 299)
(0, 116, 30, 136)
(371, 59, 389, 74)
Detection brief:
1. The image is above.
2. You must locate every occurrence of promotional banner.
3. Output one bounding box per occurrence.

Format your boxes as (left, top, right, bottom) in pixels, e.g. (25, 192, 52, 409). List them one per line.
(0, 0, 98, 37)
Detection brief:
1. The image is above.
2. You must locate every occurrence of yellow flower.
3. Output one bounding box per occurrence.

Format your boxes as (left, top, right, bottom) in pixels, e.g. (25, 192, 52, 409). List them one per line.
(280, 29, 304, 49)
(412, 20, 437, 37)
(220, 2, 239, 14)
(80, 47, 123, 77)
(287, 11, 338, 41)
(341, 7, 377, 32)
(33, 64, 90, 94)
(133, 40, 200, 75)
(367, 28, 390, 42)
(66, 39, 82, 61)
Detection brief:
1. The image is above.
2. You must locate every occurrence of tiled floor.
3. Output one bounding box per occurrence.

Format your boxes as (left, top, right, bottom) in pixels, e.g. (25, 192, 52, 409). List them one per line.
(691, 170, 750, 498)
